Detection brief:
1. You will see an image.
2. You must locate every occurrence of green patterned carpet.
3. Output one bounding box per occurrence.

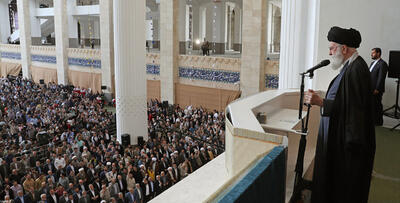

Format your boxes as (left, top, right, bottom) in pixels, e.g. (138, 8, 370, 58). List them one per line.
(369, 127, 400, 203)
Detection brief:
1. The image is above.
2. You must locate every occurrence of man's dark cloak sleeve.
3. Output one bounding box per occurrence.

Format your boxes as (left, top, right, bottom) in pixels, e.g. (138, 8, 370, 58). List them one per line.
(312, 56, 376, 203)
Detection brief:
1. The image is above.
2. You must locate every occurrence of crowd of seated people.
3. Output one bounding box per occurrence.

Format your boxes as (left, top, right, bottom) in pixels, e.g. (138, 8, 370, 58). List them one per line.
(0, 77, 225, 203)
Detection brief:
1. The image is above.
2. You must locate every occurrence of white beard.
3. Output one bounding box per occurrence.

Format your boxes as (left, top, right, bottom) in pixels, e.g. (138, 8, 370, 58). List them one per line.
(331, 49, 344, 70)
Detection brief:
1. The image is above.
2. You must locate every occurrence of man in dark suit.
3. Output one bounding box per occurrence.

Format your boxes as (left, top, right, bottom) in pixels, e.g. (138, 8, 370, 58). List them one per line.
(29, 151, 38, 168)
(78, 191, 91, 203)
(35, 161, 44, 175)
(44, 159, 55, 174)
(154, 175, 163, 196)
(86, 164, 96, 183)
(125, 187, 135, 203)
(47, 188, 59, 203)
(14, 190, 32, 203)
(116, 175, 127, 194)
(133, 184, 143, 203)
(59, 191, 69, 203)
(370, 47, 388, 126)
(0, 184, 14, 200)
(0, 160, 11, 179)
(88, 184, 100, 203)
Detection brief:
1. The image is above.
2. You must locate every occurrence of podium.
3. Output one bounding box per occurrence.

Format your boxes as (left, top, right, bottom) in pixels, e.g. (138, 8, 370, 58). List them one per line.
(226, 89, 321, 201)
(150, 89, 321, 203)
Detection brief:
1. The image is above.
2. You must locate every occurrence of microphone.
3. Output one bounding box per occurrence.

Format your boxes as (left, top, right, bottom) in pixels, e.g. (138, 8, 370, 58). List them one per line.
(306, 59, 330, 74)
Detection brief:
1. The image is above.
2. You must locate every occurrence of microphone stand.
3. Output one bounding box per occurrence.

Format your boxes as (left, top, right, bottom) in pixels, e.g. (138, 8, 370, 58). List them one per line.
(290, 71, 313, 203)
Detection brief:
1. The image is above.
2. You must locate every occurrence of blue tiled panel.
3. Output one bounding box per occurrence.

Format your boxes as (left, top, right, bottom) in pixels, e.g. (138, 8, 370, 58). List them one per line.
(1, 52, 21, 60)
(146, 64, 160, 75)
(266, 74, 279, 89)
(218, 146, 287, 203)
(1, 52, 102, 69)
(179, 67, 240, 83)
(68, 57, 101, 69)
(32, 54, 56, 64)
(1, 52, 281, 86)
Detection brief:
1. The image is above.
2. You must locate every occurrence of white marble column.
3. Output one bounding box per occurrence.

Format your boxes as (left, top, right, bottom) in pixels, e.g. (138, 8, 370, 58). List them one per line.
(29, 0, 41, 45)
(68, 0, 79, 48)
(152, 18, 159, 48)
(17, 0, 32, 79)
(233, 7, 242, 52)
(279, 0, 319, 89)
(178, 0, 186, 54)
(160, 0, 179, 104)
(240, 0, 267, 97)
(54, 0, 69, 85)
(114, 0, 148, 145)
(0, 0, 11, 43)
(100, 0, 115, 97)
(203, 2, 227, 54)
(191, 3, 200, 50)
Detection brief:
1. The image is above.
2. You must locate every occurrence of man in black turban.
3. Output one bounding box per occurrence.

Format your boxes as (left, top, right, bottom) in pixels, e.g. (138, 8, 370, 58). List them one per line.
(305, 26, 375, 203)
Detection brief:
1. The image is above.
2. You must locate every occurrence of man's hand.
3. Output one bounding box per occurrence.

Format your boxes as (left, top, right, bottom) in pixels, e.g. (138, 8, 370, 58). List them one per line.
(305, 89, 323, 107)
(373, 89, 379, 95)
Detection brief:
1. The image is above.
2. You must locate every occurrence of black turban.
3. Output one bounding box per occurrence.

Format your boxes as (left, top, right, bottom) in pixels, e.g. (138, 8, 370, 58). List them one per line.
(327, 26, 362, 48)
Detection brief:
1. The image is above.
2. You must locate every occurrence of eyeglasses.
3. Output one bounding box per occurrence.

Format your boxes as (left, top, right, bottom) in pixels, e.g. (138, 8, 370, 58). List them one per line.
(329, 45, 342, 51)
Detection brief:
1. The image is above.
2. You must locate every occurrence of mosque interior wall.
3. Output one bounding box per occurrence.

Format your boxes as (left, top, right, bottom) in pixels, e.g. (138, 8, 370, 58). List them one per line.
(315, 0, 400, 108)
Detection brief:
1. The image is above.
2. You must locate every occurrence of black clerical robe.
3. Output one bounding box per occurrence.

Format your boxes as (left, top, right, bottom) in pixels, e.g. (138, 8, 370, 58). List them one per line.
(311, 56, 376, 203)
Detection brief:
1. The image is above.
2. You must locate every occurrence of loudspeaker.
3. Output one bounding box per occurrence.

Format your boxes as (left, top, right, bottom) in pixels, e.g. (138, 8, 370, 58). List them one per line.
(101, 85, 107, 90)
(162, 101, 169, 108)
(388, 51, 400, 78)
(66, 85, 74, 91)
(121, 134, 130, 147)
(37, 131, 49, 146)
(137, 136, 144, 147)
(39, 79, 45, 84)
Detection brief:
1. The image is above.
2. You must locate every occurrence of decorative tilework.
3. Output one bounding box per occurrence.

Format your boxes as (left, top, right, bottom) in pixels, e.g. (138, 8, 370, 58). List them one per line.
(2, 51, 280, 88)
(1, 52, 101, 68)
(32, 54, 56, 64)
(265, 74, 279, 89)
(179, 67, 240, 83)
(146, 64, 160, 75)
(68, 57, 101, 68)
(1, 52, 21, 60)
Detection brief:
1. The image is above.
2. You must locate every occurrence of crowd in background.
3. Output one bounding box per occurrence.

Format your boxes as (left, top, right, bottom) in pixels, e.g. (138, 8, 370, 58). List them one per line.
(0, 77, 225, 203)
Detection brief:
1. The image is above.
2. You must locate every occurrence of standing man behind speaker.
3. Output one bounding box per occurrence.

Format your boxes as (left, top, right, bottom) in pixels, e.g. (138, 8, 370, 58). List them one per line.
(370, 48, 388, 126)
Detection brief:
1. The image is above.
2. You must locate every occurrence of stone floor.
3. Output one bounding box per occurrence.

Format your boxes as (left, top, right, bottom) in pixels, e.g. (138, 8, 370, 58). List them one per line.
(369, 117, 400, 203)
(301, 115, 400, 203)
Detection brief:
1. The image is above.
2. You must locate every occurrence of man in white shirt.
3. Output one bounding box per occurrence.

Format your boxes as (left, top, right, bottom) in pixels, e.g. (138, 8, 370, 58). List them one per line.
(54, 155, 66, 169)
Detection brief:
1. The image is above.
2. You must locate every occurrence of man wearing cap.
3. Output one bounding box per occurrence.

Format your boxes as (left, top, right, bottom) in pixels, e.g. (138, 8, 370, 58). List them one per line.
(305, 26, 375, 203)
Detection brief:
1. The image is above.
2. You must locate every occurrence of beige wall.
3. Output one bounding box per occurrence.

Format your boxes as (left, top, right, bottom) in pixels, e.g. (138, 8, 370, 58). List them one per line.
(147, 80, 161, 101)
(175, 83, 240, 111)
(315, 0, 400, 108)
(31, 66, 58, 84)
(68, 70, 102, 93)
